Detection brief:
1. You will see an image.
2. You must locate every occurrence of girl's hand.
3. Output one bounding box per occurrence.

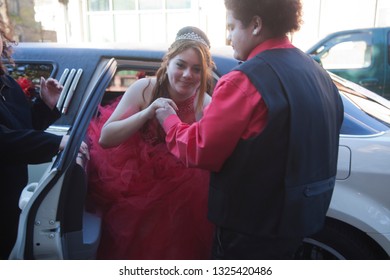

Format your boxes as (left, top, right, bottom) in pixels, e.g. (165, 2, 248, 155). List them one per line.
(145, 97, 178, 119)
(156, 100, 177, 125)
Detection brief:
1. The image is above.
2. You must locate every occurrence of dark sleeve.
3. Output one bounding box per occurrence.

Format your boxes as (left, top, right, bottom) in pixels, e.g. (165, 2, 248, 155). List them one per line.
(31, 98, 61, 130)
(0, 124, 62, 164)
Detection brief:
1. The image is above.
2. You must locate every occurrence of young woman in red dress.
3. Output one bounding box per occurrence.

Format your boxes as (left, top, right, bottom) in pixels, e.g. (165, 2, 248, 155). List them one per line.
(87, 26, 215, 260)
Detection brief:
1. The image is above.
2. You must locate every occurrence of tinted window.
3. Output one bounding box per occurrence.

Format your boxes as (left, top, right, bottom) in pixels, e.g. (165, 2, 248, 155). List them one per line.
(7, 62, 53, 80)
(340, 93, 390, 135)
(103, 68, 156, 106)
(6, 62, 54, 102)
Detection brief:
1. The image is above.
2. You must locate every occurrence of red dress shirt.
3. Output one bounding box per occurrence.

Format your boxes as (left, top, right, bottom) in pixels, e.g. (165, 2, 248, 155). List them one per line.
(162, 37, 295, 172)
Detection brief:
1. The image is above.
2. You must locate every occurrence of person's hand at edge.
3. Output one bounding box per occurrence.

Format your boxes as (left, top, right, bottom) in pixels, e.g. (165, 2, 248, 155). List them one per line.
(40, 77, 63, 110)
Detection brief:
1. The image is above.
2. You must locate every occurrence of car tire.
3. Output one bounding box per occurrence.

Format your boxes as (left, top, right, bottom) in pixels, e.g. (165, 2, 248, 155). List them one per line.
(295, 218, 388, 260)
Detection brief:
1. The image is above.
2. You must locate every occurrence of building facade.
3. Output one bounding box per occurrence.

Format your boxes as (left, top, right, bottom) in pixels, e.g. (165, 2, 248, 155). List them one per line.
(3, 0, 390, 50)
(33, 0, 227, 47)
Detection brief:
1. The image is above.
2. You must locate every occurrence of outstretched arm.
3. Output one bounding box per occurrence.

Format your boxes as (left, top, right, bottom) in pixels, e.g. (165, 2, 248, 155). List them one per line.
(156, 72, 265, 172)
(99, 78, 177, 148)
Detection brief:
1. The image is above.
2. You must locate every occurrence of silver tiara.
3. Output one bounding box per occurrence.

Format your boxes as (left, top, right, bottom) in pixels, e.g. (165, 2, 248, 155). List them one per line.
(175, 32, 209, 48)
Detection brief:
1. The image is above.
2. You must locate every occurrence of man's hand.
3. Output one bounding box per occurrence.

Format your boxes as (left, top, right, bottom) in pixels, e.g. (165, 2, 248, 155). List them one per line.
(156, 103, 177, 126)
(143, 97, 178, 120)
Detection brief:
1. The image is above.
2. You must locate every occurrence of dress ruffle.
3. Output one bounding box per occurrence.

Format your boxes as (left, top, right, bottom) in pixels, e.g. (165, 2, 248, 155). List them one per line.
(87, 98, 214, 259)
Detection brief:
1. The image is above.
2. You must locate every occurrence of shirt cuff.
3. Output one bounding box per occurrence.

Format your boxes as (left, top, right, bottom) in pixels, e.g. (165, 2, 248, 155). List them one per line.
(162, 114, 181, 132)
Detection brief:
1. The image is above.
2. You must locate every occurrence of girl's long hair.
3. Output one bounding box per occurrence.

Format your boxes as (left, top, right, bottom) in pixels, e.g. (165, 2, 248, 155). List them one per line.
(148, 34, 215, 114)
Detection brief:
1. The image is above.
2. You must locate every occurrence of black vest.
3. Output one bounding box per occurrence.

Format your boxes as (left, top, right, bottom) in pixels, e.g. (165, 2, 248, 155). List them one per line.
(208, 48, 344, 237)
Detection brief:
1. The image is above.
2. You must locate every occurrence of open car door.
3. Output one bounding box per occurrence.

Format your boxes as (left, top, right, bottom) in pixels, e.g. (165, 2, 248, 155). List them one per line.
(9, 58, 117, 260)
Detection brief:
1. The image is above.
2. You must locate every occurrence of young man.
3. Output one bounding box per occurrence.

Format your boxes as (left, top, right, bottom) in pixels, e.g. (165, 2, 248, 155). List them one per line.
(156, 0, 344, 259)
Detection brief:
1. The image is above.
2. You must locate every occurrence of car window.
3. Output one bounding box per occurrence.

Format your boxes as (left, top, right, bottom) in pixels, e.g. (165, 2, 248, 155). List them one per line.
(6, 62, 54, 102)
(103, 68, 156, 106)
(6, 62, 54, 80)
(101, 61, 219, 106)
(315, 32, 373, 70)
(388, 30, 390, 65)
(322, 41, 372, 70)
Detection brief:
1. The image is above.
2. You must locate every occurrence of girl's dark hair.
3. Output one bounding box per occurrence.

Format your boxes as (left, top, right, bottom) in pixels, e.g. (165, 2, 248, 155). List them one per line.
(0, 18, 16, 75)
(224, 0, 303, 37)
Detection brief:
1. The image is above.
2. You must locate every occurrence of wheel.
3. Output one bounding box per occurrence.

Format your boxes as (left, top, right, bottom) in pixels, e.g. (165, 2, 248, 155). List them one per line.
(295, 218, 388, 260)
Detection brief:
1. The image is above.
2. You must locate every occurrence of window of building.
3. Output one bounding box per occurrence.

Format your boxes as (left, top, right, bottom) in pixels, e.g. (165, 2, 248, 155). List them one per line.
(88, 14, 113, 42)
(113, 0, 136, 10)
(7, 0, 20, 16)
(139, 13, 165, 43)
(114, 15, 139, 43)
(88, 0, 109, 11)
(86, 0, 195, 44)
(139, 0, 162, 10)
(166, 0, 191, 9)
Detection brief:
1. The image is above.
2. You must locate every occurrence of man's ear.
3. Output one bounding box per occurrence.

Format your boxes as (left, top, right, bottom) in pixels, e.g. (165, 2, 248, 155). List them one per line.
(252, 15, 262, 35)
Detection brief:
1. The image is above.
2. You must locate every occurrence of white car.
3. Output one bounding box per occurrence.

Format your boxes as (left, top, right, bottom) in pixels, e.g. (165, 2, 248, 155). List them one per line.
(7, 43, 390, 260)
(297, 73, 390, 259)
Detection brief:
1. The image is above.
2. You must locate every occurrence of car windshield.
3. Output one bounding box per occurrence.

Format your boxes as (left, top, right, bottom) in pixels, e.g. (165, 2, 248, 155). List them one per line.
(334, 74, 390, 135)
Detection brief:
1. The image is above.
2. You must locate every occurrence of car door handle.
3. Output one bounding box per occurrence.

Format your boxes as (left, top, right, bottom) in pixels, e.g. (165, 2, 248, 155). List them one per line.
(359, 78, 379, 87)
(19, 183, 38, 210)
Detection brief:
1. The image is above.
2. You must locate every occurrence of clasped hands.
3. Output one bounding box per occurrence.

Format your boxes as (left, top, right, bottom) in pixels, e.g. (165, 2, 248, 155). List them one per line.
(153, 98, 178, 125)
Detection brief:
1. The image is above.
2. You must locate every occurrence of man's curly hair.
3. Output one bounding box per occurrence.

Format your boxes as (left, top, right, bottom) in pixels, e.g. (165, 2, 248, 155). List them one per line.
(224, 0, 303, 37)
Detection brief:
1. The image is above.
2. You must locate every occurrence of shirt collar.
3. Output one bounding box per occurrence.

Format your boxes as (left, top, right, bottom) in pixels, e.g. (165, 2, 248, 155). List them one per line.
(247, 36, 294, 60)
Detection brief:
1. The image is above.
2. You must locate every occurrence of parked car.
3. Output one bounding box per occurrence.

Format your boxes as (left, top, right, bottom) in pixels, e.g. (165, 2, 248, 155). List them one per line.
(6, 43, 390, 260)
(306, 27, 390, 100)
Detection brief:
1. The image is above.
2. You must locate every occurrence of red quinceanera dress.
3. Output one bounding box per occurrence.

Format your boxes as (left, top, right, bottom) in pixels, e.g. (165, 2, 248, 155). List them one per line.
(86, 95, 214, 259)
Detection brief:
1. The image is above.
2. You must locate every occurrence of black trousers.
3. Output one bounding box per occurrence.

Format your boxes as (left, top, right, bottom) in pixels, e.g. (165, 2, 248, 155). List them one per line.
(212, 226, 303, 260)
(0, 186, 22, 260)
